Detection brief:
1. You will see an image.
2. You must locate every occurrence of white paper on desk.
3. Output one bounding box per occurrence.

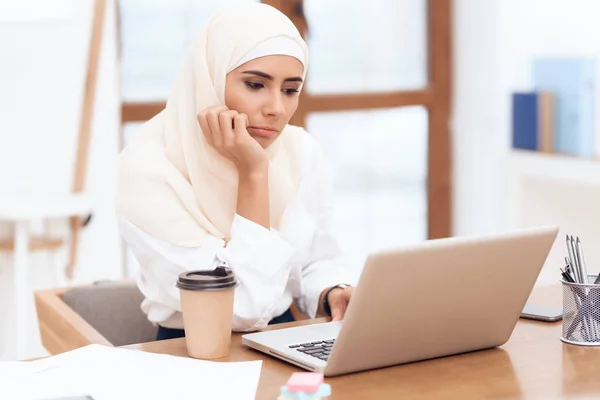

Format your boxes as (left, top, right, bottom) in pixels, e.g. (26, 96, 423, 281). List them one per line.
(0, 361, 49, 376)
(0, 344, 262, 400)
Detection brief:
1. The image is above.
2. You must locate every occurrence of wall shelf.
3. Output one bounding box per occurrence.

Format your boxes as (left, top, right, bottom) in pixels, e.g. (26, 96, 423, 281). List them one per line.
(508, 150, 600, 187)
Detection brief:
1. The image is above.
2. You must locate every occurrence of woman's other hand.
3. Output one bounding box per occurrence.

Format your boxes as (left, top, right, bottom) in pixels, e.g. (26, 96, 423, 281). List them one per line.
(198, 105, 269, 174)
(326, 285, 355, 322)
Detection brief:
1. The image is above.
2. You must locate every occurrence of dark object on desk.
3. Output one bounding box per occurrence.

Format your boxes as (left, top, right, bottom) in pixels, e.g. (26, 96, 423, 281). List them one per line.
(520, 303, 563, 322)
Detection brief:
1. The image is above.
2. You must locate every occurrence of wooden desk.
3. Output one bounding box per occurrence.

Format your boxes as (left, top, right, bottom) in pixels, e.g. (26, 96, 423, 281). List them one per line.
(126, 285, 600, 399)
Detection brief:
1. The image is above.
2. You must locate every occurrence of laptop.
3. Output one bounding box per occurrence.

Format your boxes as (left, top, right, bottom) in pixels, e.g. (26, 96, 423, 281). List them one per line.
(241, 225, 558, 377)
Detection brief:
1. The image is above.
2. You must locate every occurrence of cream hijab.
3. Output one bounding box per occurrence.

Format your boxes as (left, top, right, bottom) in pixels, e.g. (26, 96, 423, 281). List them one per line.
(115, 3, 310, 247)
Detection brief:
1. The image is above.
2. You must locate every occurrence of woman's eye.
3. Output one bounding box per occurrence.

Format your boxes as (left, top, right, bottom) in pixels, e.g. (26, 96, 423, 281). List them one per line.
(245, 82, 264, 90)
(283, 88, 300, 95)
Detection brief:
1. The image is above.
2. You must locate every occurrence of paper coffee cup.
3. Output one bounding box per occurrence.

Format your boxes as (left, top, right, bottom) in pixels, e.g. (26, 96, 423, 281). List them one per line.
(176, 267, 237, 359)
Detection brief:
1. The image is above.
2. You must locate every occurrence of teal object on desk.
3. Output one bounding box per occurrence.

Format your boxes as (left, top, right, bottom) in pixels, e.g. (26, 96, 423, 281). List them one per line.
(279, 383, 331, 400)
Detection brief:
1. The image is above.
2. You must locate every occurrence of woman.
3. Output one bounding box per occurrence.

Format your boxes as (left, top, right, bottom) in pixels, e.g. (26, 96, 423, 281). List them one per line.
(115, 3, 354, 341)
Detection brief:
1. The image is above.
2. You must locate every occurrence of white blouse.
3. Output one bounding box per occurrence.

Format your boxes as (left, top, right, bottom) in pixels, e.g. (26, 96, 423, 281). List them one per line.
(118, 135, 351, 332)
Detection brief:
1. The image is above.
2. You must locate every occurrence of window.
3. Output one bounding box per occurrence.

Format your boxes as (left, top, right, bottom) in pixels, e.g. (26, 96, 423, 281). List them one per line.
(308, 107, 427, 280)
(303, 0, 427, 94)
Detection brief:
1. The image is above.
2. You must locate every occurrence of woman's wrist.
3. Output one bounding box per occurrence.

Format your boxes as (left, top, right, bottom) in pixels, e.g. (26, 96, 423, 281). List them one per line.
(236, 163, 270, 229)
(238, 170, 267, 183)
(317, 288, 331, 317)
(317, 286, 341, 317)
(237, 160, 269, 180)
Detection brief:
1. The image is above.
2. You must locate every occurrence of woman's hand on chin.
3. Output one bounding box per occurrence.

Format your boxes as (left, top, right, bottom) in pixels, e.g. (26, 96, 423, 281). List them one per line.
(198, 105, 269, 174)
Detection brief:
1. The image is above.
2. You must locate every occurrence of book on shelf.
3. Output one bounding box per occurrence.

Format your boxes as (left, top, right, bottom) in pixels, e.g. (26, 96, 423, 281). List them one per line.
(532, 57, 596, 158)
(511, 91, 554, 153)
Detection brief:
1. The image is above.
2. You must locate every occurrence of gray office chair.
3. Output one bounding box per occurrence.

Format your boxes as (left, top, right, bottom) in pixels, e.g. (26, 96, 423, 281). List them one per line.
(61, 280, 158, 347)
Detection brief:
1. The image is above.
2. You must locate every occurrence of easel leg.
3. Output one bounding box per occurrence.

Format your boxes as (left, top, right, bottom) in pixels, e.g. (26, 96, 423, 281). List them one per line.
(13, 220, 29, 360)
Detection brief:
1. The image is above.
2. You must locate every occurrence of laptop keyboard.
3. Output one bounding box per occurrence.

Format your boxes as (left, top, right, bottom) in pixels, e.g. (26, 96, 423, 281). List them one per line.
(288, 339, 335, 361)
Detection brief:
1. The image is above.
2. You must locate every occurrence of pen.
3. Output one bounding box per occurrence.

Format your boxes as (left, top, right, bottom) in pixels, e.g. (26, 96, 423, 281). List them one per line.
(564, 257, 573, 278)
(565, 235, 577, 282)
(565, 257, 571, 275)
(560, 268, 575, 283)
(575, 237, 599, 338)
(570, 235, 582, 283)
(564, 257, 576, 283)
(575, 237, 589, 284)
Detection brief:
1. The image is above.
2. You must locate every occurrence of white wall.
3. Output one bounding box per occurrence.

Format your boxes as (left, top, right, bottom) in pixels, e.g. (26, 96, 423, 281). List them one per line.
(453, 0, 600, 286)
(0, 0, 122, 360)
(452, 0, 504, 237)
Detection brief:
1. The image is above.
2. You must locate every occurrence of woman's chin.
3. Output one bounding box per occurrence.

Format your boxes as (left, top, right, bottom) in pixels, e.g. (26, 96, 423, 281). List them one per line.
(251, 135, 274, 149)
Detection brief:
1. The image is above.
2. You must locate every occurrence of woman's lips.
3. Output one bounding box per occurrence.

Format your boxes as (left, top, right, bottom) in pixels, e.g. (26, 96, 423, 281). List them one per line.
(247, 126, 278, 138)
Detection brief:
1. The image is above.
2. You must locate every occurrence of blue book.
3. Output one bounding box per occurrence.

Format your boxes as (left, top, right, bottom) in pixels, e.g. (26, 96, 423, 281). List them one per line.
(532, 58, 596, 157)
(512, 93, 539, 151)
(512, 92, 555, 152)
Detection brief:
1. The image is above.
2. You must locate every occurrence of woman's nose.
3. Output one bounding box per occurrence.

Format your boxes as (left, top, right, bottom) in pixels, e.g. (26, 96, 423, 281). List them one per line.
(264, 91, 285, 116)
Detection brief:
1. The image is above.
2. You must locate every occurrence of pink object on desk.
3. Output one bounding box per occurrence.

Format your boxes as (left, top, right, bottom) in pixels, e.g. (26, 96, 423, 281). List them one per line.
(286, 372, 324, 393)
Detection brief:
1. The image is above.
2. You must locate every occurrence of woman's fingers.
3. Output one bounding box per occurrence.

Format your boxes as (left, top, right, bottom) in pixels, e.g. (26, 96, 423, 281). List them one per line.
(198, 105, 228, 145)
(197, 109, 213, 146)
(233, 113, 250, 142)
(219, 110, 239, 149)
(330, 286, 354, 322)
(205, 106, 228, 147)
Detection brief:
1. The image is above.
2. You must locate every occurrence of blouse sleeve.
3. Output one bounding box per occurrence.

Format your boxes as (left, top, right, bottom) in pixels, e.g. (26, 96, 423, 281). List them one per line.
(119, 213, 295, 331)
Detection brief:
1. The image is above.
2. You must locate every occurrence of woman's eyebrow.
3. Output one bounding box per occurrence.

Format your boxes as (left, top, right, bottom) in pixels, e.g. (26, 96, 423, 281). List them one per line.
(241, 70, 303, 83)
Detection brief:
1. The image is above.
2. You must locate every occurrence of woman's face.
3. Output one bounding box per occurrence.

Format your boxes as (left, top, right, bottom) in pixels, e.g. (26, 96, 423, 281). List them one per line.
(225, 55, 304, 148)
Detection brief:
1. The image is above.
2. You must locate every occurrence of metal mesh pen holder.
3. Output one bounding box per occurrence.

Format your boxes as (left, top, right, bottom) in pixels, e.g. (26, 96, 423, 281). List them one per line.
(561, 276, 600, 346)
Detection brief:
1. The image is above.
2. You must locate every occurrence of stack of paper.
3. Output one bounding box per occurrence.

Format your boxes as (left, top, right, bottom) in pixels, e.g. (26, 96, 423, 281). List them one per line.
(0, 345, 262, 400)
